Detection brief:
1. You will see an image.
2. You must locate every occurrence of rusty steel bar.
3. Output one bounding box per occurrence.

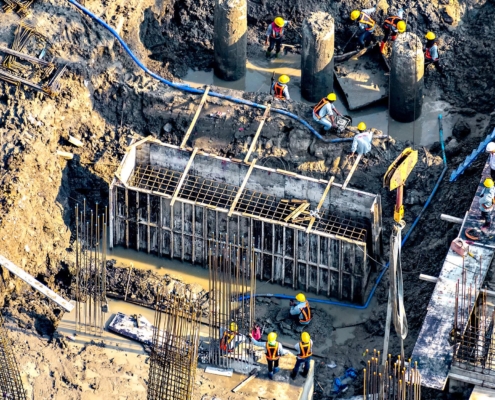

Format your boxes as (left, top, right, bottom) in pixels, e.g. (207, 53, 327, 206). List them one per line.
(0, 314, 26, 399)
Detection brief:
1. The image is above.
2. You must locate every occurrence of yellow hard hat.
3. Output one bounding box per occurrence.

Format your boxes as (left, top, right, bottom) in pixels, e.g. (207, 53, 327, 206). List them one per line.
(301, 332, 310, 343)
(274, 17, 285, 27)
(279, 74, 290, 84)
(267, 332, 277, 342)
(229, 321, 238, 331)
(357, 122, 367, 131)
(484, 178, 494, 188)
(350, 10, 360, 21)
(295, 293, 306, 302)
(397, 21, 406, 33)
(425, 31, 436, 40)
(327, 93, 337, 102)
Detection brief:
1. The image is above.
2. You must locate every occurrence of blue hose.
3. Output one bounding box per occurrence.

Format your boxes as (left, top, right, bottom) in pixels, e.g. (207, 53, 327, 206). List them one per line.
(67, 0, 385, 144)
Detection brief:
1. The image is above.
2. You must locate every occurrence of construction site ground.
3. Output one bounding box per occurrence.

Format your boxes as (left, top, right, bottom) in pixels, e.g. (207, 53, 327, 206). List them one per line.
(1, 0, 495, 398)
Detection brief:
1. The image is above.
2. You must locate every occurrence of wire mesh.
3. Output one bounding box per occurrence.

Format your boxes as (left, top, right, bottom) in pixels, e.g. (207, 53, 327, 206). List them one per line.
(0, 314, 26, 400)
(208, 235, 256, 370)
(147, 290, 202, 400)
(74, 200, 108, 336)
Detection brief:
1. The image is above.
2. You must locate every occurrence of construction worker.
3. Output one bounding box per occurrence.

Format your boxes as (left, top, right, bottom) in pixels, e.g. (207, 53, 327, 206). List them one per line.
(313, 93, 342, 132)
(272, 75, 290, 100)
(424, 32, 443, 73)
(290, 332, 313, 380)
(219, 321, 245, 353)
(250, 331, 289, 379)
(380, 9, 406, 54)
(479, 178, 495, 230)
(290, 293, 312, 325)
(350, 122, 373, 157)
(486, 142, 495, 180)
(350, 8, 376, 48)
(265, 17, 289, 59)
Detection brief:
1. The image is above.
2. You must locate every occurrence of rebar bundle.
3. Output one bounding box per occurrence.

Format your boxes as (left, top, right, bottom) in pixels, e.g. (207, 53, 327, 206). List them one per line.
(208, 235, 256, 370)
(0, 314, 26, 400)
(363, 350, 421, 400)
(147, 290, 202, 400)
(74, 201, 108, 335)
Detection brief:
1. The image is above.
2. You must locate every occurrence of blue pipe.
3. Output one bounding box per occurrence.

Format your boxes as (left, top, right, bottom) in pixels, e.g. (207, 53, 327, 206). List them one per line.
(67, 0, 387, 144)
(241, 115, 449, 309)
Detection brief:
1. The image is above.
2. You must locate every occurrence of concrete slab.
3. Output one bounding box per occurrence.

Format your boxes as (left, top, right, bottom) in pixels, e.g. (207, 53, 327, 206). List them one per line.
(470, 385, 495, 399)
(334, 51, 389, 110)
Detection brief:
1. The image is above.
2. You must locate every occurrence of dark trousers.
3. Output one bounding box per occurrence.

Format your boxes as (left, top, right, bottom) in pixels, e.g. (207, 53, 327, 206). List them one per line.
(358, 30, 372, 47)
(268, 37, 282, 54)
(267, 359, 279, 372)
(382, 26, 397, 43)
(425, 58, 443, 73)
(293, 357, 311, 375)
(490, 168, 495, 181)
(481, 210, 492, 228)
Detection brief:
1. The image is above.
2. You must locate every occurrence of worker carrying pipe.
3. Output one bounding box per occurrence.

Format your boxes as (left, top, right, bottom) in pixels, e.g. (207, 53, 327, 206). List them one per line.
(313, 93, 342, 133)
(424, 32, 444, 74)
(290, 332, 313, 380)
(219, 321, 246, 353)
(265, 17, 290, 59)
(289, 293, 312, 325)
(249, 331, 290, 379)
(350, 122, 373, 157)
(486, 142, 495, 180)
(479, 178, 495, 231)
(350, 7, 377, 48)
(380, 9, 406, 54)
(272, 74, 291, 100)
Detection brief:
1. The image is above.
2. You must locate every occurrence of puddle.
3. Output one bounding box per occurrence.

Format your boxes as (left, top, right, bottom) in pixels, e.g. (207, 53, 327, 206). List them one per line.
(184, 55, 489, 146)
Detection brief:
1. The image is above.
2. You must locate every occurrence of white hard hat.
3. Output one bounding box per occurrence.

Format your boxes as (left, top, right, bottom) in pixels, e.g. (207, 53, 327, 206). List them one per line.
(487, 142, 495, 152)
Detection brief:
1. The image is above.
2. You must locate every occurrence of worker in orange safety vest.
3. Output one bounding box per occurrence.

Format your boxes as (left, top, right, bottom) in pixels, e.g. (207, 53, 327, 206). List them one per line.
(290, 293, 312, 325)
(290, 332, 313, 380)
(250, 331, 290, 379)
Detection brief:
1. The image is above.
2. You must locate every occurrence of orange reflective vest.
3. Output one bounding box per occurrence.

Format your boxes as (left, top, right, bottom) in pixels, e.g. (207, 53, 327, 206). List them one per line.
(220, 331, 235, 352)
(298, 342, 313, 359)
(273, 82, 285, 99)
(358, 13, 375, 30)
(313, 98, 330, 119)
(384, 15, 400, 29)
(266, 342, 280, 360)
(299, 301, 312, 323)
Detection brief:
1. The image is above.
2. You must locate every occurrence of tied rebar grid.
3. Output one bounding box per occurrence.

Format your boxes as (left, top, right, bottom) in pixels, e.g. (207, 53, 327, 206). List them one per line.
(208, 235, 256, 370)
(74, 200, 108, 336)
(363, 350, 421, 400)
(0, 314, 26, 400)
(451, 258, 495, 374)
(147, 291, 202, 400)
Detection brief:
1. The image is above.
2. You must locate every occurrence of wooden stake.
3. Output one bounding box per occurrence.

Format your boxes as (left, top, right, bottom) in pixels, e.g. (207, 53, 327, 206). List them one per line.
(342, 154, 362, 190)
(229, 159, 257, 216)
(180, 86, 210, 148)
(307, 176, 335, 233)
(244, 106, 270, 163)
(171, 147, 198, 206)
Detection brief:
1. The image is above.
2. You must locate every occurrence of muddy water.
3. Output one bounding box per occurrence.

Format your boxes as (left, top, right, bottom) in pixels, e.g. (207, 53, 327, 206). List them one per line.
(184, 54, 488, 146)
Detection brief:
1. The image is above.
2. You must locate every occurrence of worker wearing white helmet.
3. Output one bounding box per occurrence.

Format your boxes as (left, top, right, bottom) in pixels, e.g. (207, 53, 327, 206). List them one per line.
(486, 142, 495, 180)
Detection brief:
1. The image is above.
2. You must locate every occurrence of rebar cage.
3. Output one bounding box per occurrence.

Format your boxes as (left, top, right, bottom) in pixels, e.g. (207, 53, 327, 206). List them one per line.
(0, 314, 26, 400)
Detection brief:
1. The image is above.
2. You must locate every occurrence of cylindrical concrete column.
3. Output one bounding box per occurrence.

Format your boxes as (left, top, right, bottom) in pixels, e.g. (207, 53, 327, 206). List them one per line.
(214, 0, 247, 81)
(301, 12, 334, 102)
(390, 32, 424, 122)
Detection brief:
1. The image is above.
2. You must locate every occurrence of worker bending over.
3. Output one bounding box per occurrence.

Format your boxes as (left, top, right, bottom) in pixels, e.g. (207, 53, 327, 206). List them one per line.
(380, 9, 406, 53)
(290, 332, 313, 380)
(486, 142, 495, 180)
(313, 93, 342, 132)
(290, 293, 312, 325)
(266, 17, 289, 59)
(350, 7, 376, 48)
(350, 122, 373, 157)
(424, 32, 443, 73)
(250, 331, 289, 379)
(219, 322, 246, 353)
(272, 74, 291, 100)
(479, 178, 495, 231)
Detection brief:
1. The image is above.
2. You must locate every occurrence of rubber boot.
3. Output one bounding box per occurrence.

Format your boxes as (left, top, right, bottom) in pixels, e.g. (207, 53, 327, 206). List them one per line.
(265, 50, 271, 58)
(268, 372, 274, 380)
(379, 41, 386, 54)
(275, 51, 280, 58)
(290, 370, 297, 380)
(273, 367, 280, 374)
(301, 370, 308, 378)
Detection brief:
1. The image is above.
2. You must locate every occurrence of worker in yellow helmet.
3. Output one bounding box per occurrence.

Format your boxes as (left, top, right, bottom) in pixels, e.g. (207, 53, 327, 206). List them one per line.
(219, 321, 246, 353)
(479, 178, 495, 231)
(350, 122, 373, 158)
(289, 293, 312, 325)
(265, 17, 290, 59)
(290, 332, 313, 380)
(250, 331, 290, 379)
(272, 74, 291, 100)
(313, 93, 342, 132)
(350, 7, 377, 48)
(380, 9, 406, 54)
(424, 32, 443, 74)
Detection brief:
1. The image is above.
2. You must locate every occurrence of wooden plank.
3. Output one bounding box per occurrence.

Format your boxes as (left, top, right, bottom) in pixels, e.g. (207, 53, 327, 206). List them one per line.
(244, 106, 270, 163)
(228, 159, 257, 216)
(180, 87, 210, 149)
(205, 367, 233, 377)
(306, 176, 335, 233)
(170, 147, 198, 206)
(284, 202, 310, 222)
(342, 154, 362, 190)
